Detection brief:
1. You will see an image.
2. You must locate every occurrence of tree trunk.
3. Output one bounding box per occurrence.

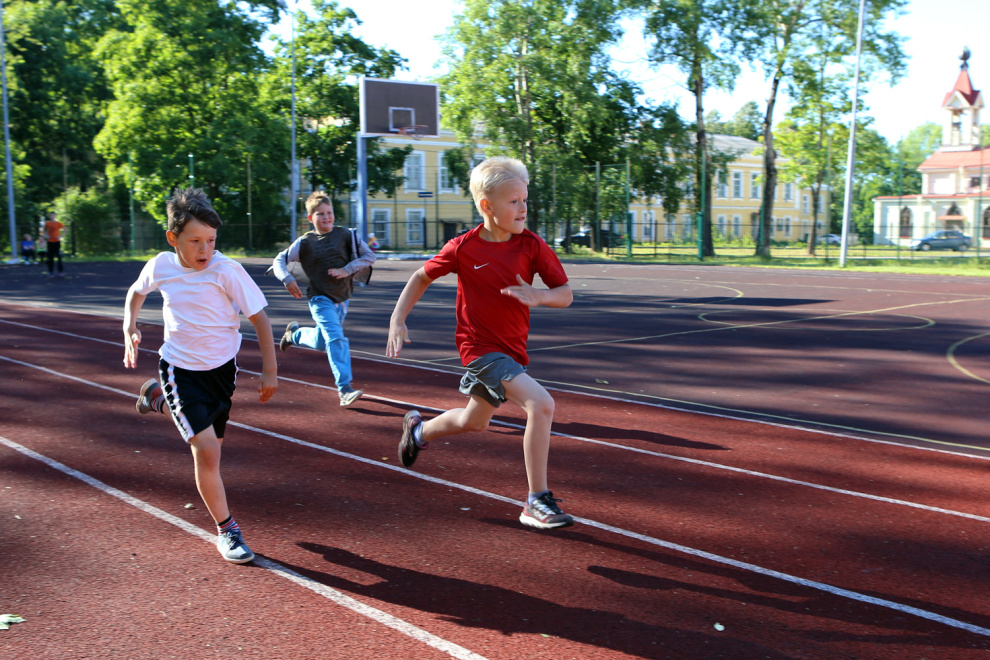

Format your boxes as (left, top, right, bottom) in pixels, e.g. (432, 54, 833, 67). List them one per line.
(757, 70, 782, 258)
(693, 54, 715, 257)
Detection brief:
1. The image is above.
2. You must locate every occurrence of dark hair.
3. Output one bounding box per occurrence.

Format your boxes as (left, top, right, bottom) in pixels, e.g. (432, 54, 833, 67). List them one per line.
(166, 187, 222, 235)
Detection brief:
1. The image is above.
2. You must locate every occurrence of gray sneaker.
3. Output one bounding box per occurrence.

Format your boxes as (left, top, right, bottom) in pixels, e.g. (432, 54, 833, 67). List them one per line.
(135, 379, 162, 414)
(217, 529, 255, 564)
(519, 491, 574, 529)
(280, 321, 299, 352)
(338, 386, 363, 406)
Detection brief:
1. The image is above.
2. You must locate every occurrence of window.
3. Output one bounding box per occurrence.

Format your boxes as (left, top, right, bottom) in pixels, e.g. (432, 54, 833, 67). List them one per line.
(899, 207, 912, 238)
(732, 215, 741, 237)
(440, 162, 456, 193)
(802, 194, 810, 213)
(371, 208, 390, 244)
(732, 172, 743, 198)
(404, 151, 425, 191)
(642, 210, 654, 239)
(716, 214, 726, 235)
(406, 208, 425, 245)
(784, 183, 794, 201)
(716, 174, 728, 198)
(750, 173, 761, 199)
(983, 207, 990, 239)
(817, 193, 826, 214)
(665, 213, 676, 240)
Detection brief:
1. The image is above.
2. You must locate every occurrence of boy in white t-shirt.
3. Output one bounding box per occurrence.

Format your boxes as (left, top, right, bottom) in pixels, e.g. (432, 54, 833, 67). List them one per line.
(122, 187, 278, 564)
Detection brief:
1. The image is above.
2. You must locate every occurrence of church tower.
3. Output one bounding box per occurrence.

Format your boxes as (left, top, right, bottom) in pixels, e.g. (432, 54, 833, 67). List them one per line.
(941, 47, 984, 151)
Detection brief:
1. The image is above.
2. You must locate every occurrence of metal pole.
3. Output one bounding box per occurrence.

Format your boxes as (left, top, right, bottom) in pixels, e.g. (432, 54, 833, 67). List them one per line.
(188, 153, 194, 188)
(1, 1, 17, 264)
(595, 161, 600, 250)
(625, 158, 632, 257)
(697, 145, 705, 260)
(289, 1, 298, 242)
(247, 152, 253, 251)
(128, 154, 135, 253)
(978, 126, 984, 259)
(896, 139, 902, 260)
(839, 0, 866, 267)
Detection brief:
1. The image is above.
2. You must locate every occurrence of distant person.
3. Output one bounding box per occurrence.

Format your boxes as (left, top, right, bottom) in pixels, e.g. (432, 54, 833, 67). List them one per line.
(271, 191, 376, 407)
(367, 233, 380, 251)
(123, 187, 278, 564)
(386, 156, 576, 529)
(19, 234, 36, 264)
(35, 228, 47, 266)
(43, 210, 65, 276)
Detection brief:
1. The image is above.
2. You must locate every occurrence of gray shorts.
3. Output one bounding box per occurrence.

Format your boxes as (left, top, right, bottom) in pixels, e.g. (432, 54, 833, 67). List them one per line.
(458, 352, 526, 408)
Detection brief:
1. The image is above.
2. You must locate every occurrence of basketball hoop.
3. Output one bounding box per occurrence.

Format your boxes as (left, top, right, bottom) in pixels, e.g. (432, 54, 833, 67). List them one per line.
(398, 125, 429, 140)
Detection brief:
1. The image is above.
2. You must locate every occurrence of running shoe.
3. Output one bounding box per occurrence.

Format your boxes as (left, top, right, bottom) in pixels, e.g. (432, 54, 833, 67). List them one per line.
(519, 491, 574, 529)
(338, 386, 363, 407)
(135, 379, 162, 415)
(217, 529, 255, 564)
(279, 321, 299, 352)
(398, 410, 425, 468)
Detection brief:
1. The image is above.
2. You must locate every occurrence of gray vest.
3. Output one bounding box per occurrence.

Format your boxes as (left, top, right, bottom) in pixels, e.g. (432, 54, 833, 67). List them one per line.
(299, 228, 353, 303)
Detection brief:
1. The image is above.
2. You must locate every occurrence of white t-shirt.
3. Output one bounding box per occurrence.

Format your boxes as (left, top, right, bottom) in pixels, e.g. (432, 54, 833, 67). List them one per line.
(133, 251, 268, 371)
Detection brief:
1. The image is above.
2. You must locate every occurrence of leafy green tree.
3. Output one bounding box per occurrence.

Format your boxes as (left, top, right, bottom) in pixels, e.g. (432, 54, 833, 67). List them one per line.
(749, 0, 906, 257)
(263, 0, 411, 217)
(441, 0, 688, 251)
(634, 0, 762, 257)
(890, 122, 941, 195)
(94, 0, 289, 248)
(53, 186, 120, 255)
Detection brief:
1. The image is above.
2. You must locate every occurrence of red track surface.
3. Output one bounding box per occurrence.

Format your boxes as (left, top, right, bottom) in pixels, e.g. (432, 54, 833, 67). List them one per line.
(2, 296, 990, 659)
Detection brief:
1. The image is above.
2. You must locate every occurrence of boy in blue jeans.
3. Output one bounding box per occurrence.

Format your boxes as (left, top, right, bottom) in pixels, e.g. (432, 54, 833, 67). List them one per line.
(386, 157, 575, 529)
(272, 191, 376, 406)
(124, 187, 278, 564)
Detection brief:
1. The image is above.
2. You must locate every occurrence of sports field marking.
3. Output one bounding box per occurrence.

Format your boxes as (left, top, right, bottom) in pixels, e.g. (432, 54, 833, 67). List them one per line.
(697, 309, 935, 332)
(0, 434, 489, 660)
(3, 355, 990, 638)
(947, 332, 990, 386)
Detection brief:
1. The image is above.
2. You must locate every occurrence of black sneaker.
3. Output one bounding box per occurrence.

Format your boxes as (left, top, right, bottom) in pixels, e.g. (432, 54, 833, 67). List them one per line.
(279, 321, 299, 352)
(338, 386, 363, 407)
(217, 529, 255, 564)
(135, 379, 162, 414)
(398, 410, 425, 468)
(520, 491, 574, 529)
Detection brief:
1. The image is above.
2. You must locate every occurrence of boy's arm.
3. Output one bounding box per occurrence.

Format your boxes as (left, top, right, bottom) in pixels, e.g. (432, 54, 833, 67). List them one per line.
(500, 275, 573, 309)
(330, 231, 377, 279)
(386, 267, 435, 358)
(122, 284, 147, 369)
(271, 241, 304, 299)
(248, 309, 278, 403)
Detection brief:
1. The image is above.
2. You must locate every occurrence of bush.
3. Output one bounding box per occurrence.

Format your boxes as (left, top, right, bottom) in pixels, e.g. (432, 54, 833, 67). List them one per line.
(54, 187, 121, 255)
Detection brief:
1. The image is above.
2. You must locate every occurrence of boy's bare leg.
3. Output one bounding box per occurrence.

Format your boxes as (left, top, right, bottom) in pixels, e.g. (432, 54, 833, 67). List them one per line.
(189, 428, 229, 524)
(420, 395, 496, 441)
(502, 373, 554, 494)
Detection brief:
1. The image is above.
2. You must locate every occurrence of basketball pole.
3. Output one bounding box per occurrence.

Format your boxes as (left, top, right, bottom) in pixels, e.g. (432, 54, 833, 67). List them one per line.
(289, 0, 298, 243)
(839, 0, 866, 268)
(356, 132, 368, 241)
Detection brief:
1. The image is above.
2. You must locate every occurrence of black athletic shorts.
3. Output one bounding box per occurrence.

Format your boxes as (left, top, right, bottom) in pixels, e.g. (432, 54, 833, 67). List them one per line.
(159, 357, 237, 442)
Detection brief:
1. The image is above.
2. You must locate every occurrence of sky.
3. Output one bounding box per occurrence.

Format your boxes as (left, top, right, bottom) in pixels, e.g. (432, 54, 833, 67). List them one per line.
(269, 0, 989, 143)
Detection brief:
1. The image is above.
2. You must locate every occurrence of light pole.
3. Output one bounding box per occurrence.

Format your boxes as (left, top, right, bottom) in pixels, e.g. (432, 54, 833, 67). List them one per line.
(289, 0, 298, 242)
(1, 1, 18, 264)
(839, 0, 866, 267)
(188, 153, 194, 188)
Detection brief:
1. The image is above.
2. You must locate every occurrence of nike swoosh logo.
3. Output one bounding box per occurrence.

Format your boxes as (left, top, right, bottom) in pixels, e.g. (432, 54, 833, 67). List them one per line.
(473, 263, 489, 269)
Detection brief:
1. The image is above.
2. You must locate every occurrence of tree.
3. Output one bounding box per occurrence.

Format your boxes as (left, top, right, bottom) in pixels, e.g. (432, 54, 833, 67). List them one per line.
(634, 0, 762, 257)
(750, 0, 906, 257)
(706, 102, 763, 140)
(94, 0, 289, 248)
(891, 122, 941, 195)
(264, 0, 412, 215)
(441, 0, 687, 251)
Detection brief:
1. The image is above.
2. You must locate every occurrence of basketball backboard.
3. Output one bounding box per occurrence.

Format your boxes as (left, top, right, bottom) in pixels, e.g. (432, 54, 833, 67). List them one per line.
(359, 77, 440, 138)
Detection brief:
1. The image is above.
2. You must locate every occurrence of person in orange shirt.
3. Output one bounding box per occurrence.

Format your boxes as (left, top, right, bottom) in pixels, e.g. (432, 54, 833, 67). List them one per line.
(43, 210, 65, 276)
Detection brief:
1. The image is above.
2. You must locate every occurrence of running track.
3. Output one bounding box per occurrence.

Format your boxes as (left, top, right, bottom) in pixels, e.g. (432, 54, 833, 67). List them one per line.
(1, 260, 989, 658)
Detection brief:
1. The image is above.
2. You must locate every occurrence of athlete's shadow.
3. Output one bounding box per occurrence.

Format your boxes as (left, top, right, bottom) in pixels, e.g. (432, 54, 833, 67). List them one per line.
(287, 542, 790, 659)
(489, 421, 727, 451)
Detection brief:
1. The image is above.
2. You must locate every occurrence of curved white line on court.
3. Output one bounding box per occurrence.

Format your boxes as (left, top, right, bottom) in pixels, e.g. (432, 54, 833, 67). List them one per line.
(947, 332, 990, 386)
(697, 309, 935, 332)
(2, 355, 990, 638)
(0, 434, 488, 660)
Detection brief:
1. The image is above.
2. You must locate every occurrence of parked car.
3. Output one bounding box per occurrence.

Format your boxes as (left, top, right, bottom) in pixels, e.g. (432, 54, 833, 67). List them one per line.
(910, 230, 972, 251)
(817, 233, 841, 245)
(556, 230, 625, 248)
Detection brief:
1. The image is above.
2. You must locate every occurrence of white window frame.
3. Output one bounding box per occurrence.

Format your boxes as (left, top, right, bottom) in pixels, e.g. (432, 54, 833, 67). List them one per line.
(404, 151, 426, 192)
(802, 194, 810, 213)
(732, 215, 741, 237)
(716, 174, 728, 199)
(370, 207, 390, 244)
(750, 173, 761, 200)
(642, 210, 655, 239)
(716, 214, 726, 235)
(405, 208, 425, 245)
(731, 171, 743, 198)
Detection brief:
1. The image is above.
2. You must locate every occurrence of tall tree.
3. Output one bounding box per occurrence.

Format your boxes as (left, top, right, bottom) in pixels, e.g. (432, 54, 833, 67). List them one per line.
(94, 0, 288, 246)
(441, 0, 684, 250)
(264, 0, 412, 213)
(635, 0, 761, 257)
(750, 0, 906, 257)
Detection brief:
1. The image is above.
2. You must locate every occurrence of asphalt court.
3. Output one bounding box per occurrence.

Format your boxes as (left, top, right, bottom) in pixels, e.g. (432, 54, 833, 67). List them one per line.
(1, 257, 988, 452)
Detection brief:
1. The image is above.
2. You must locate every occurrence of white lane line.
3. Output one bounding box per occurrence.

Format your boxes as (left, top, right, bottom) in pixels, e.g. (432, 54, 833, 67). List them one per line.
(3, 354, 990, 638)
(0, 434, 488, 660)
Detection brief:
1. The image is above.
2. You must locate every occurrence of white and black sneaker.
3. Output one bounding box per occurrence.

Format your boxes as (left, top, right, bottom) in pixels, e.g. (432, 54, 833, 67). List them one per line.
(135, 379, 162, 415)
(338, 386, 363, 406)
(520, 491, 574, 529)
(279, 321, 299, 352)
(217, 529, 255, 564)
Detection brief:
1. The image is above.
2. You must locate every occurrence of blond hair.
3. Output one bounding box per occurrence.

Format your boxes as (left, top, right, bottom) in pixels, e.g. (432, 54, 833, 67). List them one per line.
(469, 157, 529, 215)
(304, 191, 333, 216)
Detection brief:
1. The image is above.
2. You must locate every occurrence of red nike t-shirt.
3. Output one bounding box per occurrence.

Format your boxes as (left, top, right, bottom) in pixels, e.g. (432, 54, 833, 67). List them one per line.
(424, 226, 568, 366)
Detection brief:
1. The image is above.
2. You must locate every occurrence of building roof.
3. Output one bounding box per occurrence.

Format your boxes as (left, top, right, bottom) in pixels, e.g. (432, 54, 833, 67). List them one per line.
(918, 147, 989, 170)
(942, 68, 982, 107)
(710, 134, 761, 155)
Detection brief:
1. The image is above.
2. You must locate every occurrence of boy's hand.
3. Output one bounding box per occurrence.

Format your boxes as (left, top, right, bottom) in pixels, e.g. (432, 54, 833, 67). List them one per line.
(123, 327, 142, 368)
(258, 368, 278, 403)
(386, 322, 411, 358)
(501, 274, 543, 308)
(285, 281, 303, 299)
(328, 267, 348, 279)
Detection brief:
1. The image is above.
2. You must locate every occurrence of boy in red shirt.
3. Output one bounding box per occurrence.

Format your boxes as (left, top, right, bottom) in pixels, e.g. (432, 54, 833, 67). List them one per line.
(386, 156, 575, 529)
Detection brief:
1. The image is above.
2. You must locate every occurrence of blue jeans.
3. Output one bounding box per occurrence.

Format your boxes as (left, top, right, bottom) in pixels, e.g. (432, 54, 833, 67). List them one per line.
(293, 296, 352, 389)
